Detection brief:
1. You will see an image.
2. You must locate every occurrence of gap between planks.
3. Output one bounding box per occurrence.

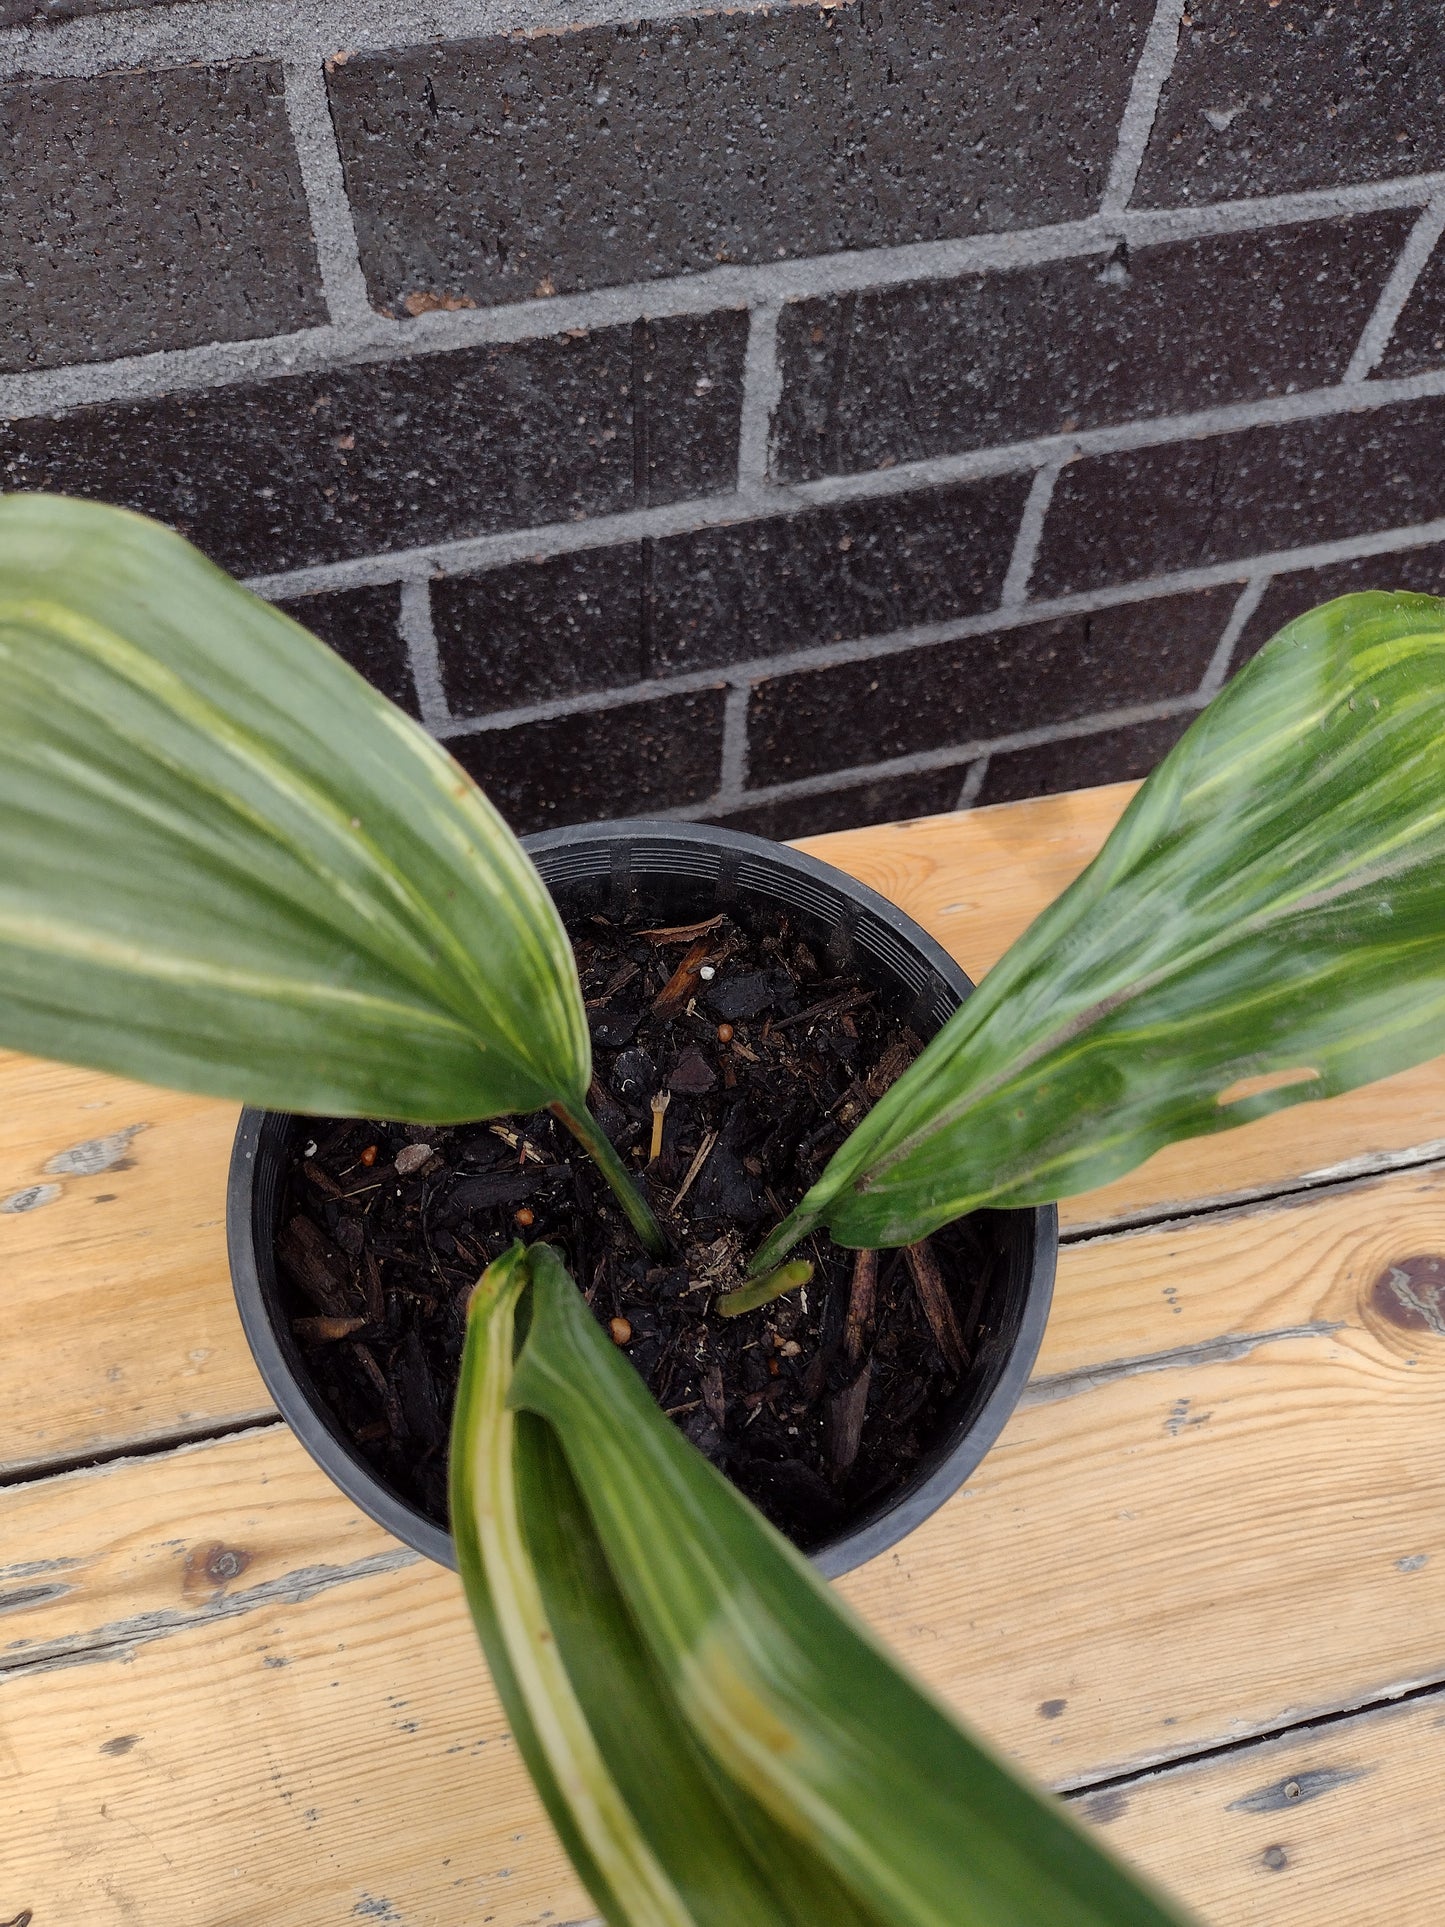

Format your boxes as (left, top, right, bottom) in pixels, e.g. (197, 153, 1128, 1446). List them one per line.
(4, 1147, 1436, 1499)
(6, 1150, 1445, 1924)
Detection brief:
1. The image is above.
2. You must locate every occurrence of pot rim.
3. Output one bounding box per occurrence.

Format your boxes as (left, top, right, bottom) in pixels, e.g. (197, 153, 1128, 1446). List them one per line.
(227, 817, 1057, 1579)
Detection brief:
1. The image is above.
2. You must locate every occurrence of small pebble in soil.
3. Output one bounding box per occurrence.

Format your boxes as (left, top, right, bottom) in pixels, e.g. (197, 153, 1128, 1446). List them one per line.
(716, 1023, 734, 1043)
(609, 1316, 633, 1346)
(515, 1207, 535, 1228)
(359, 1144, 378, 1168)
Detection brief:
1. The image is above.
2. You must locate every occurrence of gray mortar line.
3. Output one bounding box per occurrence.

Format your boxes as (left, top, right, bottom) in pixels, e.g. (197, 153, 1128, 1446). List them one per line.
(791, 363, 1445, 511)
(397, 577, 451, 726)
(0, 1547, 421, 1679)
(244, 486, 789, 597)
(673, 539, 1439, 811)
(277, 508, 1445, 746)
(999, 462, 1064, 609)
(695, 515, 1445, 826)
(1099, 0, 1185, 217)
(435, 646, 1200, 741)
(0, 0, 782, 77)
(1198, 574, 1269, 698)
(1119, 171, 1445, 245)
(7, 175, 1445, 423)
(281, 54, 381, 332)
(735, 302, 783, 491)
(953, 758, 990, 810)
(247, 466, 1445, 613)
(713, 686, 754, 811)
(1019, 1321, 1347, 1410)
(0, 322, 343, 422)
(1345, 195, 1445, 384)
(658, 695, 1208, 818)
(0, 232, 1093, 422)
(241, 351, 1445, 598)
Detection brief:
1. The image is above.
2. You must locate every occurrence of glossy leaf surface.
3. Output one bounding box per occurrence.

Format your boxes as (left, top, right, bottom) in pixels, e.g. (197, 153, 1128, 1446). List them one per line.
(451, 1241, 1190, 1927)
(754, 591, 1445, 1265)
(0, 494, 589, 1120)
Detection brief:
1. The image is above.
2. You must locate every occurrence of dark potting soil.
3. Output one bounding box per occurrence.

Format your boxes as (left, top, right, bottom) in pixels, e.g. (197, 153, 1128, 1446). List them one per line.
(275, 903, 1006, 1552)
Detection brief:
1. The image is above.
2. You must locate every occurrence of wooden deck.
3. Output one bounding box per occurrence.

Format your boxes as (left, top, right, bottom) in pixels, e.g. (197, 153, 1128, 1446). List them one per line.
(4, 778, 1444, 1925)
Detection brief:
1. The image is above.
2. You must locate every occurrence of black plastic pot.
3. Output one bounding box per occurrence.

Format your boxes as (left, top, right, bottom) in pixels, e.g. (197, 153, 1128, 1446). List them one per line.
(228, 820, 1057, 1579)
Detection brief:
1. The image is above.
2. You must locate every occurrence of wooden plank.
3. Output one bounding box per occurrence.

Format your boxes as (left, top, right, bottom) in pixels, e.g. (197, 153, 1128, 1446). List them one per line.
(800, 787, 1445, 1232)
(6, 778, 1445, 1476)
(1035, 1159, 1443, 1382)
(853, 1161, 1445, 1786)
(1089, 1687, 1445, 1926)
(798, 782, 1142, 984)
(5, 1160, 1445, 1922)
(0, 1428, 584, 1927)
(1064, 1055, 1445, 1233)
(0, 1051, 266, 1475)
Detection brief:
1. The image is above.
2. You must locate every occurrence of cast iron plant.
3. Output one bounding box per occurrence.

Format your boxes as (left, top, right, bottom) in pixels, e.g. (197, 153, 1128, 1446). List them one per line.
(5, 492, 1445, 1924)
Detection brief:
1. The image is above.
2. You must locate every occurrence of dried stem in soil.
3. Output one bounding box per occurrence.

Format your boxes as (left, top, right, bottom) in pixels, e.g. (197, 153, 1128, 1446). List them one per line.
(904, 1239, 967, 1375)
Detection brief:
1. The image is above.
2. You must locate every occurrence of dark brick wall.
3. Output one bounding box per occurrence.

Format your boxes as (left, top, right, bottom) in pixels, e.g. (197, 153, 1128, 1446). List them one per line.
(1232, 543, 1445, 669)
(276, 584, 419, 717)
(5, 0, 1445, 841)
(1133, 2, 1445, 205)
(1379, 242, 1445, 378)
(451, 688, 728, 830)
(1, 62, 324, 372)
(745, 588, 1234, 785)
(327, 1, 1153, 309)
(1031, 399, 1445, 598)
(772, 216, 1412, 479)
(2, 315, 747, 571)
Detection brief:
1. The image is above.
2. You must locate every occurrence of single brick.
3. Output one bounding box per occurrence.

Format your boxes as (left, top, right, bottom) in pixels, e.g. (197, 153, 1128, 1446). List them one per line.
(714, 769, 963, 843)
(1031, 399, 1445, 599)
(435, 545, 645, 719)
(745, 587, 1234, 784)
(773, 215, 1413, 482)
(638, 313, 749, 504)
(1, 314, 743, 577)
(975, 715, 1192, 808)
(1134, 0, 1445, 207)
(650, 479, 1031, 676)
(449, 688, 726, 833)
(1232, 545, 1445, 669)
(328, 0, 1153, 311)
(1377, 242, 1445, 379)
(0, 63, 323, 375)
(275, 584, 418, 718)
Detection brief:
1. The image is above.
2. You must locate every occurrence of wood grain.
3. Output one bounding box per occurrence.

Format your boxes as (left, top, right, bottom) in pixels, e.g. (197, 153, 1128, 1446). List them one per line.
(798, 783, 1145, 983)
(5, 1159, 1445, 1924)
(6, 782, 1445, 1478)
(1092, 1686, 1445, 1927)
(8, 778, 1445, 1925)
(0, 1050, 265, 1475)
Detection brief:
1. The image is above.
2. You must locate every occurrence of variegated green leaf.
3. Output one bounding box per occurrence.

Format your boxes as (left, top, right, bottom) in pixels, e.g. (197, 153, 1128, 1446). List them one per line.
(451, 1241, 1191, 1927)
(751, 591, 1445, 1268)
(0, 493, 588, 1122)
